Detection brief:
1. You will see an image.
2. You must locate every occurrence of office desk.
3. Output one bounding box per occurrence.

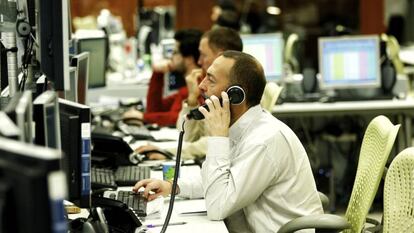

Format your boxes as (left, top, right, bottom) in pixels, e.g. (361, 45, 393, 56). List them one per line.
(272, 98, 414, 151)
(137, 165, 228, 233)
(69, 165, 228, 233)
(139, 198, 227, 233)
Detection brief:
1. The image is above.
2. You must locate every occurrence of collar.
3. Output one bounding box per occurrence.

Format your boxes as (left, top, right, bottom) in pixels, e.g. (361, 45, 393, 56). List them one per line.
(229, 105, 263, 143)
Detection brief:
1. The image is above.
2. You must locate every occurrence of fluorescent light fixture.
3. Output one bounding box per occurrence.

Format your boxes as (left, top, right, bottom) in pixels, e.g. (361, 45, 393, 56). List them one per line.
(267, 6, 281, 15)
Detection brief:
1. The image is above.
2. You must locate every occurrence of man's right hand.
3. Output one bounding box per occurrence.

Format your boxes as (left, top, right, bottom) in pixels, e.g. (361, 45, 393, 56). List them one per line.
(152, 59, 171, 73)
(133, 178, 172, 201)
(186, 69, 203, 106)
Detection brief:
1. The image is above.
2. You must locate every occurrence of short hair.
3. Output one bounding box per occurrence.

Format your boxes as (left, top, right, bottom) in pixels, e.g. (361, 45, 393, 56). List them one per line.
(217, 0, 237, 11)
(222, 50, 266, 107)
(174, 29, 203, 62)
(202, 27, 243, 52)
(216, 10, 240, 31)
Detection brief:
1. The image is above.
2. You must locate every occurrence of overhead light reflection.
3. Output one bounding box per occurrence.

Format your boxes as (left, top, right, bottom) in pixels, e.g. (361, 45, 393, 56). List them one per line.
(267, 6, 281, 15)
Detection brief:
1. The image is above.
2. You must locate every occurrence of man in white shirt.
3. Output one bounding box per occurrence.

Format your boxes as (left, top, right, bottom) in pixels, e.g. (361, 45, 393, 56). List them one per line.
(133, 51, 323, 232)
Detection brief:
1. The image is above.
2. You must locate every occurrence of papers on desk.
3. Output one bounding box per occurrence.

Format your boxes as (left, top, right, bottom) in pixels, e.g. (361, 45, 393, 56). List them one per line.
(146, 196, 165, 217)
(175, 199, 207, 216)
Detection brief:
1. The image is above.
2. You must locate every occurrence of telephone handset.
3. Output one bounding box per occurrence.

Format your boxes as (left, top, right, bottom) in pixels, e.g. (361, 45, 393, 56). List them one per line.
(91, 196, 142, 233)
(187, 85, 245, 120)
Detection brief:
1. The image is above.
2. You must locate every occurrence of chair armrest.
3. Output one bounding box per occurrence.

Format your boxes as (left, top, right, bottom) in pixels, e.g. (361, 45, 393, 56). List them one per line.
(277, 214, 351, 233)
(318, 191, 330, 212)
(364, 217, 382, 233)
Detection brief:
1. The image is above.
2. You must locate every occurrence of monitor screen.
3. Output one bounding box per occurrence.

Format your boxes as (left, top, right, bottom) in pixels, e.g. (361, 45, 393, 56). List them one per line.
(64, 66, 78, 102)
(59, 98, 91, 208)
(0, 137, 67, 233)
(241, 33, 284, 82)
(76, 37, 107, 88)
(70, 52, 89, 104)
(318, 35, 381, 90)
(33, 90, 61, 150)
(38, 0, 70, 91)
(3, 90, 33, 143)
(0, 111, 20, 139)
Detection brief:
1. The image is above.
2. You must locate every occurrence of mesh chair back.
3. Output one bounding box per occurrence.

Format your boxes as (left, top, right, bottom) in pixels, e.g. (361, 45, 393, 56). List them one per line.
(383, 147, 414, 233)
(344, 115, 400, 233)
(260, 82, 282, 112)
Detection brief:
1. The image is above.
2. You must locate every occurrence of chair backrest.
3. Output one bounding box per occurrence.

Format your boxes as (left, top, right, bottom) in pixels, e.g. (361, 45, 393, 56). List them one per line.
(284, 33, 300, 73)
(260, 82, 283, 112)
(383, 147, 414, 233)
(344, 115, 400, 233)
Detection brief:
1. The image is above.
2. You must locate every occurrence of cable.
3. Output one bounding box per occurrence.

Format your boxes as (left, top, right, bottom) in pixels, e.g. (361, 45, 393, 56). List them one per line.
(160, 120, 185, 233)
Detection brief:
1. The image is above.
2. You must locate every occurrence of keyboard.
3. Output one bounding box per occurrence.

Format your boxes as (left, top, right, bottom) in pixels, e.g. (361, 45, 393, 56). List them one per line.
(279, 94, 395, 104)
(117, 121, 154, 140)
(91, 166, 151, 189)
(115, 166, 151, 186)
(91, 167, 117, 189)
(328, 94, 395, 102)
(107, 191, 148, 217)
(278, 94, 322, 103)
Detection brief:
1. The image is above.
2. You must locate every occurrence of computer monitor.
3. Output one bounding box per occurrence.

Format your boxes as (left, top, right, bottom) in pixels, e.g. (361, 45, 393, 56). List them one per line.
(3, 90, 33, 143)
(59, 98, 91, 208)
(76, 37, 107, 88)
(70, 52, 89, 104)
(38, 0, 70, 91)
(0, 40, 8, 91)
(0, 111, 20, 139)
(0, 136, 67, 233)
(241, 33, 284, 82)
(318, 35, 381, 90)
(64, 66, 78, 102)
(33, 90, 61, 150)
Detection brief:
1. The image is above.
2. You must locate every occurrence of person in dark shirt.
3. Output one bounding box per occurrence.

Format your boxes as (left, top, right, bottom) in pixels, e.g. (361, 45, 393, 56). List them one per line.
(123, 29, 202, 126)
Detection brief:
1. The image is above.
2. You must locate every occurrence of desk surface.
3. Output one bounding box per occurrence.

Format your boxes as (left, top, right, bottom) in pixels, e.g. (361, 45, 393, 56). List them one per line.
(272, 98, 414, 117)
(140, 165, 228, 233)
(69, 165, 228, 233)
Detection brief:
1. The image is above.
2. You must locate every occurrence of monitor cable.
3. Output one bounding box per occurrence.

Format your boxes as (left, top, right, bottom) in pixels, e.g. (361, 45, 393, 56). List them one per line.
(160, 120, 185, 233)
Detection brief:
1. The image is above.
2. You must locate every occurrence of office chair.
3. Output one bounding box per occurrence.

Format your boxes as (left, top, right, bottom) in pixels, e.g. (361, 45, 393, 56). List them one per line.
(383, 147, 414, 233)
(284, 33, 300, 74)
(381, 33, 404, 75)
(277, 115, 400, 233)
(260, 82, 283, 111)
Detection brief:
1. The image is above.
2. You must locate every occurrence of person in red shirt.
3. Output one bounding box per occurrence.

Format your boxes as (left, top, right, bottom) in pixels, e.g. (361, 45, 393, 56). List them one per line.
(123, 29, 202, 126)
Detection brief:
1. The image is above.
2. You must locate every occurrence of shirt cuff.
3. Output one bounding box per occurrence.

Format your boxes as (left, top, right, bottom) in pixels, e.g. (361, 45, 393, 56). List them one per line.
(207, 137, 230, 159)
(177, 178, 191, 198)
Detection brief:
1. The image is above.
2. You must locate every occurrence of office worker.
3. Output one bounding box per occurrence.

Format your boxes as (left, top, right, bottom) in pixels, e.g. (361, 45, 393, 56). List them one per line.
(122, 29, 202, 127)
(133, 51, 323, 232)
(136, 26, 243, 160)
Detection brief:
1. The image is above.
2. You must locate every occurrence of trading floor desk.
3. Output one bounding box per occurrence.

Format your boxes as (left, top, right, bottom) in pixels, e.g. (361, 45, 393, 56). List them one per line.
(71, 164, 228, 233)
(272, 98, 414, 152)
(136, 165, 228, 233)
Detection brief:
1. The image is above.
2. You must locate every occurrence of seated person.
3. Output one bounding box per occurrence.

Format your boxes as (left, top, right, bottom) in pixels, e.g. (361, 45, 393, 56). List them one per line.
(211, 0, 240, 31)
(123, 29, 202, 127)
(136, 27, 243, 160)
(133, 51, 323, 232)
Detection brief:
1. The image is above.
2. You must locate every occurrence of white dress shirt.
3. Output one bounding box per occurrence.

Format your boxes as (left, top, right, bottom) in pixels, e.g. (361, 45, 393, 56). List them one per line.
(178, 105, 323, 233)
